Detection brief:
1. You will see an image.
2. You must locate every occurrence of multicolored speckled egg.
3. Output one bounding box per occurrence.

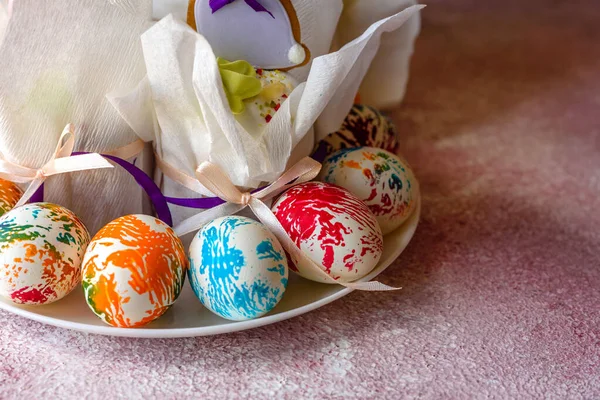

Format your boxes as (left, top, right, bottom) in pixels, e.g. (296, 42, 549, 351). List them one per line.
(188, 216, 289, 322)
(0, 179, 23, 217)
(272, 182, 383, 284)
(315, 104, 399, 159)
(82, 215, 188, 328)
(0, 203, 90, 305)
(320, 147, 418, 235)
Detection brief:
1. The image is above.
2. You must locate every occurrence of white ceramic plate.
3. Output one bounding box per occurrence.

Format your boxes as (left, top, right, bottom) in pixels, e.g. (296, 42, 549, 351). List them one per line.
(0, 200, 420, 338)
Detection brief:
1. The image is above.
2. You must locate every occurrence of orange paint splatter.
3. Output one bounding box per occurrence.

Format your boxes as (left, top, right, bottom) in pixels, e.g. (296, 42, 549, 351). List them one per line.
(362, 151, 377, 161)
(343, 160, 362, 170)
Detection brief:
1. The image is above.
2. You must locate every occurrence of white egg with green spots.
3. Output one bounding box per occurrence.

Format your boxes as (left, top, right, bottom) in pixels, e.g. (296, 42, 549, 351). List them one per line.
(188, 216, 289, 321)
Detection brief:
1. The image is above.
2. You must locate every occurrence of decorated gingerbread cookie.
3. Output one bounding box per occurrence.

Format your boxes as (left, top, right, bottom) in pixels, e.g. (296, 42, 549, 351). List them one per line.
(154, 0, 309, 70)
(196, 0, 309, 70)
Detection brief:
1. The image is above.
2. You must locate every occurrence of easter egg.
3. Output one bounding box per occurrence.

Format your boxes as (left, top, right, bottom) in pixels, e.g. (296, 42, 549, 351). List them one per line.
(0, 203, 90, 305)
(272, 182, 383, 284)
(315, 104, 399, 159)
(0, 179, 23, 217)
(82, 215, 188, 328)
(319, 147, 418, 235)
(188, 216, 289, 322)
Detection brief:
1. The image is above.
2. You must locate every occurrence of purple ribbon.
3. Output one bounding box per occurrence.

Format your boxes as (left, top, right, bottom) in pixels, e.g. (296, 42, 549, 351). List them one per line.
(80, 153, 174, 227)
(165, 186, 266, 209)
(30, 152, 174, 227)
(209, 0, 274, 18)
(29, 150, 325, 229)
(311, 141, 330, 164)
(30, 185, 45, 203)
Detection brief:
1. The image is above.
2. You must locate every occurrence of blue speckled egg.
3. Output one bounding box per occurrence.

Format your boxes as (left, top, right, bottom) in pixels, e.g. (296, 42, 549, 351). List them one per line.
(188, 216, 289, 321)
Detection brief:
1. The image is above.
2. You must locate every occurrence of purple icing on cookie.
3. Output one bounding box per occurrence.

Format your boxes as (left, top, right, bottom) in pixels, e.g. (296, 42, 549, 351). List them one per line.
(210, 0, 274, 18)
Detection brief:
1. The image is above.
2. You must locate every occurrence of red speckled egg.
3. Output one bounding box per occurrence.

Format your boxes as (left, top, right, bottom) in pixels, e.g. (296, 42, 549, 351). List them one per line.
(272, 182, 383, 284)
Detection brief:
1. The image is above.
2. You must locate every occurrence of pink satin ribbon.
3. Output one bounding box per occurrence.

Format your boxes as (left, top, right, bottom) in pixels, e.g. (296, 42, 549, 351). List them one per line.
(165, 155, 398, 291)
(104, 138, 145, 160)
(0, 124, 114, 207)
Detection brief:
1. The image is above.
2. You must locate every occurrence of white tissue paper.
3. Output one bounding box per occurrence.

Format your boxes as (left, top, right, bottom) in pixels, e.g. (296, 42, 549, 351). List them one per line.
(0, 0, 153, 233)
(111, 5, 423, 227)
(335, 0, 422, 110)
(285, 0, 343, 82)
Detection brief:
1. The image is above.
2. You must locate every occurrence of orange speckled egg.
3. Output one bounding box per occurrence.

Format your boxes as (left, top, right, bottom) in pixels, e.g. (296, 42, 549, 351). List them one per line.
(0, 179, 23, 217)
(81, 215, 188, 328)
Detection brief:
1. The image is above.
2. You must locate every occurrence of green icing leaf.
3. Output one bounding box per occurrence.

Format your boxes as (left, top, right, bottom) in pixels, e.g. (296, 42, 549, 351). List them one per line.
(217, 58, 262, 115)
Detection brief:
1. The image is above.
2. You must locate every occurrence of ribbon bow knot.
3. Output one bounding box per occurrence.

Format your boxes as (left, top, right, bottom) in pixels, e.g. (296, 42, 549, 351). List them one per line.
(173, 157, 398, 292)
(240, 192, 252, 206)
(0, 124, 114, 208)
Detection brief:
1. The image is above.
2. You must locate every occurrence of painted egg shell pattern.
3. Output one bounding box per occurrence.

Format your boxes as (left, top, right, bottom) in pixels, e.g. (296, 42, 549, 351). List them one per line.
(0, 203, 90, 305)
(82, 215, 188, 328)
(317, 104, 399, 157)
(320, 147, 417, 235)
(188, 216, 289, 322)
(272, 182, 383, 284)
(0, 179, 23, 217)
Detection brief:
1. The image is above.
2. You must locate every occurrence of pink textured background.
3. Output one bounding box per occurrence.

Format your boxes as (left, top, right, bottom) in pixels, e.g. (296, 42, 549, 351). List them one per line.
(1, 0, 599, 398)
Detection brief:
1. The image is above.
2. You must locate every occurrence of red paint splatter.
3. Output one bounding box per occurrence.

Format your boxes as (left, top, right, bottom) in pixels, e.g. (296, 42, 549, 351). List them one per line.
(370, 192, 395, 217)
(366, 188, 378, 202)
(273, 182, 382, 274)
(11, 285, 56, 304)
(343, 249, 357, 270)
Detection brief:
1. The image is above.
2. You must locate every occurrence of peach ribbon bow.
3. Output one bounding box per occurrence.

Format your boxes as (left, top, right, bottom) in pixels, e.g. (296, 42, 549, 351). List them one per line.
(0, 124, 114, 207)
(171, 156, 398, 291)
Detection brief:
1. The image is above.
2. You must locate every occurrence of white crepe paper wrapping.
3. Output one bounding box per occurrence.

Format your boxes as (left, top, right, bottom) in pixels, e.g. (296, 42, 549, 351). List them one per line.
(0, 0, 153, 233)
(285, 0, 343, 82)
(335, 0, 421, 110)
(111, 5, 423, 227)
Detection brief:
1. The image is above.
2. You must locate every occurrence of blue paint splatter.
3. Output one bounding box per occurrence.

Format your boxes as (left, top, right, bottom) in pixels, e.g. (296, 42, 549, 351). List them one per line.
(388, 173, 403, 192)
(325, 147, 361, 165)
(257, 239, 287, 277)
(257, 239, 284, 262)
(188, 217, 288, 321)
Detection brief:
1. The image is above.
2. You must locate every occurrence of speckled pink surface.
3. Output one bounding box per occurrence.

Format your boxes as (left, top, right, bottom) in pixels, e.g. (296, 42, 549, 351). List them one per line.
(1, 1, 600, 398)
